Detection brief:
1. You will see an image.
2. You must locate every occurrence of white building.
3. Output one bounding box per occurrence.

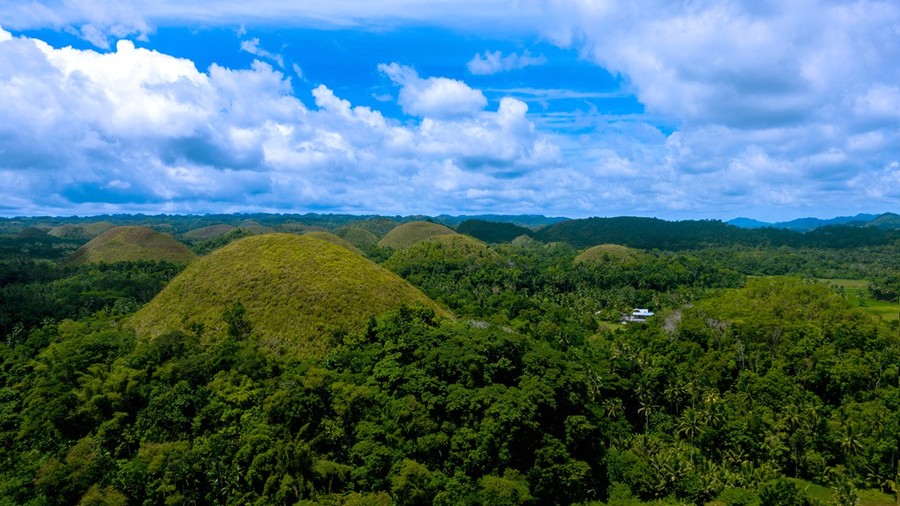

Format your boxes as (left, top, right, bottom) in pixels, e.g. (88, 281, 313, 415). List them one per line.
(621, 308, 654, 323)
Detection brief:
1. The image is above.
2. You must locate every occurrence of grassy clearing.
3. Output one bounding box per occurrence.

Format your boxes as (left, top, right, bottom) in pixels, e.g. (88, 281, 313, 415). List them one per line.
(797, 478, 896, 506)
(820, 278, 899, 323)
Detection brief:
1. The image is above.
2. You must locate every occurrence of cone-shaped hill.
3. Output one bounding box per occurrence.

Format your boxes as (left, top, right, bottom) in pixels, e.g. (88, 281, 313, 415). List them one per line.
(335, 226, 379, 248)
(64, 226, 196, 266)
(129, 234, 448, 358)
(574, 244, 645, 265)
(48, 221, 115, 240)
(385, 234, 499, 272)
(377, 221, 456, 249)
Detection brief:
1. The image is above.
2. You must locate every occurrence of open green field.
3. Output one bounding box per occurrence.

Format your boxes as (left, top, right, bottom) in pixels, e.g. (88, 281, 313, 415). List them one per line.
(798, 479, 896, 506)
(820, 278, 899, 324)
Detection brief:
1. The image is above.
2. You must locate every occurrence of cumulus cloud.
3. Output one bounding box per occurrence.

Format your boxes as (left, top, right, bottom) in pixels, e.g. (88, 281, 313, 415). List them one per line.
(467, 50, 546, 75)
(378, 63, 487, 118)
(2, 1, 899, 218)
(0, 30, 558, 215)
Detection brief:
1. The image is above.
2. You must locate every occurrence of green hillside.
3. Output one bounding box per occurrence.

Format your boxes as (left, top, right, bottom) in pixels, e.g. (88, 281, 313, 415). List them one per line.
(238, 219, 274, 234)
(574, 243, 645, 265)
(347, 217, 401, 237)
(129, 234, 447, 358)
(335, 226, 379, 248)
(302, 230, 364, 255)
(377, 221, 456, 249)
(183, 224, 235, 240)
(64, 226, 196, 266)
(47, 221, 115, 240)
(385, 234, 499, 272)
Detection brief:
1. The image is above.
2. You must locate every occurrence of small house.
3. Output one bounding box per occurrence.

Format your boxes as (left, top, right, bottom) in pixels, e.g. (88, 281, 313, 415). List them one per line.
(621, 308, 654, 324)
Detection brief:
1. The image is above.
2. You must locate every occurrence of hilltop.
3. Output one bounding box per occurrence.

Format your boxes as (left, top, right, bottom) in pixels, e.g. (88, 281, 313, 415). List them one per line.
(385, 234, 500, 273)
(64, 226, 196, 266)
(574, 244, 645, 265)
(377, 221, 456, 249)
(129, 234, 446, 358)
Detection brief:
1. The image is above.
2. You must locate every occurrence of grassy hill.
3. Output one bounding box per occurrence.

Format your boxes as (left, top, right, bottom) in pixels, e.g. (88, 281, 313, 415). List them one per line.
(377, 221, 456, 249)
(335, 226, 379, 248)
(183, 224, 236, 240)
(238, 220, 274, 235)
(64, 226, 196, 266)
(347, 218, 401, 238)
(48, 221, 115, 240)
(385, 234, 500, 272)
(302, 231, 364, 255)
(574, 244, 645, 265)
(129, 234, 447, 358)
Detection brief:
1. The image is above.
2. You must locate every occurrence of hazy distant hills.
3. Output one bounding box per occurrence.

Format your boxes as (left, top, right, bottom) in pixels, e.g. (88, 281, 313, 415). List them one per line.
(727, 212, 898, 231)
(1, 212, 897, 255)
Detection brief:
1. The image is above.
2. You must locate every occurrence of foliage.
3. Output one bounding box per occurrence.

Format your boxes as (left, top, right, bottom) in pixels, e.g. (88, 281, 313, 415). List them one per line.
(2, 213, 899, 505)
(456, 219, 534, 243)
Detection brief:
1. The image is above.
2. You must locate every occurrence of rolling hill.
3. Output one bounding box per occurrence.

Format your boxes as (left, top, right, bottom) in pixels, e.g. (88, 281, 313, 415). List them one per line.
(128, 234, 447, 358)
(335, 226, 379, 248)
(377, 221, 456, 249)
(64, 226, 196, 266)
(574, 244, 645, 265)
(384, 234, 500, 272)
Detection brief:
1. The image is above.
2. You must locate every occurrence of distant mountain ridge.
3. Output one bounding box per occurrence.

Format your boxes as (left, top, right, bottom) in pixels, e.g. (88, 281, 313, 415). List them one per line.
(727, 212, 897, 231)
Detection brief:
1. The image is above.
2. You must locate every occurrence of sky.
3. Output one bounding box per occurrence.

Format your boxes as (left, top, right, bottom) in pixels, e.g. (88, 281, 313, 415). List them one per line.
(0, 1, 898, 221)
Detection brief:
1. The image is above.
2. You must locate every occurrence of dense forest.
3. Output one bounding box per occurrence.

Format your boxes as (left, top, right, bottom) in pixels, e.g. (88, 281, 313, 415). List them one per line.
(0, 214, 898, 505)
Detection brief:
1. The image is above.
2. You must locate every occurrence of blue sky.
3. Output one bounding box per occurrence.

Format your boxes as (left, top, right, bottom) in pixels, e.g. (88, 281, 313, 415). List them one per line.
(0, 1, 898, 221)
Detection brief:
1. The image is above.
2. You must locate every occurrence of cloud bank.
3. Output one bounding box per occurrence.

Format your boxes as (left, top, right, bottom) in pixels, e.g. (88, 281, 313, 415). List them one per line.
(0, 1, 898, 219)
(0, 28, 558, 215)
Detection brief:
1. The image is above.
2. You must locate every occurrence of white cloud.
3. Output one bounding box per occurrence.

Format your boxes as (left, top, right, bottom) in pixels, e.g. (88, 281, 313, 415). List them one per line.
(378, 62, 487, 118)
(1, 1, 900, 218)
(240, 37, 284, 68)
(0, 32, 559, 216)
(467, 50, 547, 75)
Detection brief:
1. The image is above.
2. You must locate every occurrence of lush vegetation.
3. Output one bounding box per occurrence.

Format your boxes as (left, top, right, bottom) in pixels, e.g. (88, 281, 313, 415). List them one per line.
(0, 213, 898, 505)
(456, 220, 534, 243)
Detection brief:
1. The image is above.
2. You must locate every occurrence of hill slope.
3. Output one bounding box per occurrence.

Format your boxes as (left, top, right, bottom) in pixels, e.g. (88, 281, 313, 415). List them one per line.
(377, 221, 456, 249)
(302, 231, 364, 255)
(385, 234, 499, 272)
(64, 226, 196, 266)
(574, 244, 645, 265)
(129, 234, 447, 358)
